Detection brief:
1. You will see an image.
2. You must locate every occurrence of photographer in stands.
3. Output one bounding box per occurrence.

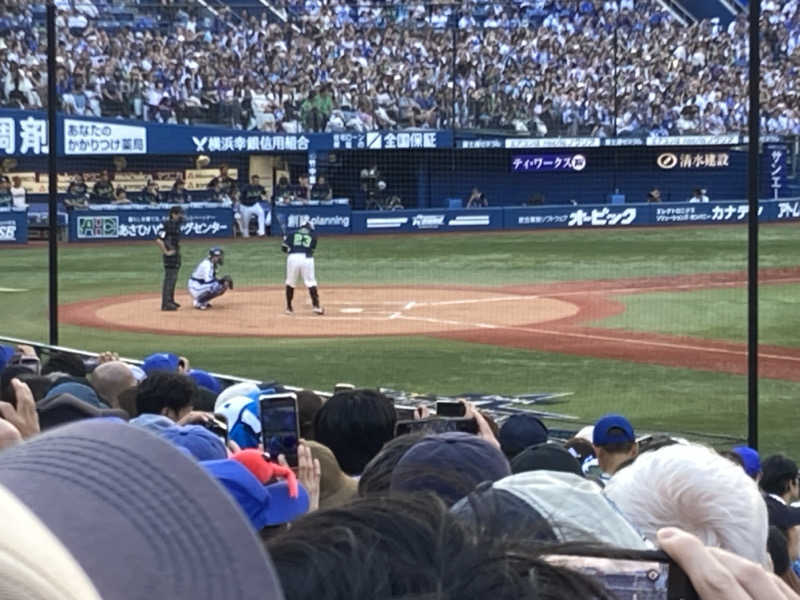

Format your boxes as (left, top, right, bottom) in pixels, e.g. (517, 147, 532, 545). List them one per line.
(167, 178, 191, 204)
(91, 171, 115, 204)
(140, 178, 161, 205)
(311, 175, 333, 202)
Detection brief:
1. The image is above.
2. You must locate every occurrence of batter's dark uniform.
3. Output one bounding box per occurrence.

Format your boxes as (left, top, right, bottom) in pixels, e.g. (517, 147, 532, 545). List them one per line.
(158, 216, 182, 310)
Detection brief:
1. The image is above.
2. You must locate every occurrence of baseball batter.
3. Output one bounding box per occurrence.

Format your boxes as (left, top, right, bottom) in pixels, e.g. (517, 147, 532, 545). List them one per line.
(188, 247, 233, 310)
(282, 221, 324, 315)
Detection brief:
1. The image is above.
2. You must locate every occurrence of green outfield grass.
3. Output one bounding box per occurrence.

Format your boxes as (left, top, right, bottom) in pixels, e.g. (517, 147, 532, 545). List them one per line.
(1, 223, 799, 454)
(594, 283, 800, 347)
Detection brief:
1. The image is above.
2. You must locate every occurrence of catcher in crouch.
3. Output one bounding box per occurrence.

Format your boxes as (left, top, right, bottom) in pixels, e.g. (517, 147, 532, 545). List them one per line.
(188, 247, 233, 310)
(282, 220, 324, 315)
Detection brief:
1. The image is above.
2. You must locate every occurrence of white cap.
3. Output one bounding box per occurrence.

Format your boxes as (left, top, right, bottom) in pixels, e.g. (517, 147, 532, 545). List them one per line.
(0, 484, 102, 599)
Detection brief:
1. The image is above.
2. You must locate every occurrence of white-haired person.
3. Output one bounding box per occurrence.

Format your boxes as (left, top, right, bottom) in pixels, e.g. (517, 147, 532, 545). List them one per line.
(605, 442, 770, 567)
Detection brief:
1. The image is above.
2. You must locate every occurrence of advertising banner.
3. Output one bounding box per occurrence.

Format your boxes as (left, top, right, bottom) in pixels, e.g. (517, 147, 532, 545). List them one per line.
(68, 205, 233, 242)
(271, 204, 352, 235)
(0, 208, 28, 244)
(505, 205, 643, 229)
(352, 208, 504, 233)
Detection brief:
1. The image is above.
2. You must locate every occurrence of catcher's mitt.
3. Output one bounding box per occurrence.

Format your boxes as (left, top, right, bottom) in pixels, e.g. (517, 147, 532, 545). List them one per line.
(220, 274, 234, 290)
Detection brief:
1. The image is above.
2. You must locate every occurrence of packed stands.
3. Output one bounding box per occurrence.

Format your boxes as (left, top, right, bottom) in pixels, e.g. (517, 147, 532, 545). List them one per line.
(1, 0, 799, 136)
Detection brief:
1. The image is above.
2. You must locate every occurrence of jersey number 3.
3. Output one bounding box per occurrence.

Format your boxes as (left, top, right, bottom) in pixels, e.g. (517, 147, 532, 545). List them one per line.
(293, 232, 312, 248)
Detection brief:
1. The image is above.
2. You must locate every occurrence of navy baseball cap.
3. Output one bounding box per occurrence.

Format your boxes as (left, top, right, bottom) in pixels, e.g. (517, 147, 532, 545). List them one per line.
(0, 420, 284, 600)
(732, 446, 761, 478)
(142, 352, 180, 375)
(390, 431, 510, 506)
(202, 459, 309, 529)
(593, 414, 635, 446)
(498, 414, 548, 459)
(160, 425, 227, 462)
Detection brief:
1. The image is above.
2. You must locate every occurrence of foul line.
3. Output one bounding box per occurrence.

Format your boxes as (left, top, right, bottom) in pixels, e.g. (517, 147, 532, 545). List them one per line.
(412, 276, 800, 308)
(394, 315, 800, 363)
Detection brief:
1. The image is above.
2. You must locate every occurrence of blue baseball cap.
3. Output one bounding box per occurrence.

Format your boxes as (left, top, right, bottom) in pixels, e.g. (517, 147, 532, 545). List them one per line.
(130, 413, 175, 433)
(592, 414, 635, 446)
(498, 414, 548, 459)
(142, 352, 180, 375)
(732, 445, 761, 478)
(160, 425, 227, 462)
(202, 459, 309, 529)
(188, 369, 222, 395)
(391, 431, 511, 506)
(0, 345, 14, 374)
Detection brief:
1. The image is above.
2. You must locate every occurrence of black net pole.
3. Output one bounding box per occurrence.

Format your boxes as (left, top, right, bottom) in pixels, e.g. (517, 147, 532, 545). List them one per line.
(46, 0, 59, 345)
(747, 0, 761, 450)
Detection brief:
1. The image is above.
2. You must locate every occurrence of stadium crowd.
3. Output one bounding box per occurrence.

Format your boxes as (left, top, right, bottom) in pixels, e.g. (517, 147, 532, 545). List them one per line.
(0, 340, 799, 598)
(1, 0, 799, 136)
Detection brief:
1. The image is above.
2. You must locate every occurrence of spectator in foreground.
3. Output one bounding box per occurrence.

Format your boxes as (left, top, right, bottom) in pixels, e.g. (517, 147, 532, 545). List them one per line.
(313, 388, 396, 476)
(87, 361, 138, 409)
(605, 442, 770, 566)
(0, 420, 282, 599)
(761, 455, 800, 525)
(134, 371, 196, 422)
(390, 431, 510, 506)
(592, 414, 638, 477)
(498, 413, 548, 460)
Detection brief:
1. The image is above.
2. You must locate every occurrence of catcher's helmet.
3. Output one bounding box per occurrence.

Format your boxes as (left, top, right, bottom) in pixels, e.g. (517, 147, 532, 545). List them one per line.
(209, 246, 224, 264)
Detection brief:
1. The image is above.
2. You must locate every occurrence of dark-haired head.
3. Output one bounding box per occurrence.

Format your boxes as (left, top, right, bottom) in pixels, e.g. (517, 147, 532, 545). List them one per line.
(135, 371, 196, 421)
(313, 389, 396, 475)
(296, 389, 323, 440)
(267, 494, 615, 600)
(359, 432, 425, 497)
(42, 352, 87, 378)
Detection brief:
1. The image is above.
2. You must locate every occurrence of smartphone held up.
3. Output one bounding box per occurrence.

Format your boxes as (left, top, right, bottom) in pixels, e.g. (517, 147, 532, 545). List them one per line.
(259, 392, 300, 468)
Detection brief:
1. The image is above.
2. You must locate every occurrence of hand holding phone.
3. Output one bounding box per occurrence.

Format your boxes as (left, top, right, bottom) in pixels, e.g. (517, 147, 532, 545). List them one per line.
(259, 393, 300, 468)
(395, 417, 479, 437)
(436, 400, 466, 417)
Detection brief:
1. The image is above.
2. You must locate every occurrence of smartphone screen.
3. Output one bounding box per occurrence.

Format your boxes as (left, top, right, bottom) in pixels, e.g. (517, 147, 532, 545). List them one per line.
(259, 393, 300, 467)
(201, 417, 228, 446)
(546, 553, 698, 600)
(395, 417, 479, 437)
(436, 400, 466, 417)
(395, 405, 417, 420)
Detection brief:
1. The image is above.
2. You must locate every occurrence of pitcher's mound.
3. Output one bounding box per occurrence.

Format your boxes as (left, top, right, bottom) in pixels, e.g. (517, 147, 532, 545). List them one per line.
(60, 285, 579, 338)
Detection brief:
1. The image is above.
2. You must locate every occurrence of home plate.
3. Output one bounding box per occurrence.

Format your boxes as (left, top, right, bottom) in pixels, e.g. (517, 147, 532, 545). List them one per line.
(340, 308, 364, 314)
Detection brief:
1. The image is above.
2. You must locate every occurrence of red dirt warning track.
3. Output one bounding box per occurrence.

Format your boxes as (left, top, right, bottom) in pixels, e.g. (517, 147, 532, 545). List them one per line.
(61, 267, 800, 381)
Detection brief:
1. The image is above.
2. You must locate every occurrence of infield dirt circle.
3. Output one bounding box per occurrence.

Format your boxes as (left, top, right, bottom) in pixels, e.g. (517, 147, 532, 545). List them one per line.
(61, 285, 580, 338)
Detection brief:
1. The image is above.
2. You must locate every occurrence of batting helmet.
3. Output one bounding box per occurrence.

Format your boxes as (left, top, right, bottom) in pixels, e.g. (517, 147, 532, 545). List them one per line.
(209, 246, 224, 265)
(302, 220, 315, 231)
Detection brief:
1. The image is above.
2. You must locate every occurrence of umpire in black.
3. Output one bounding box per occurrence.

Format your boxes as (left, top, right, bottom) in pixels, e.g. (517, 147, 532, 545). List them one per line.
(155, 205, 184, 311)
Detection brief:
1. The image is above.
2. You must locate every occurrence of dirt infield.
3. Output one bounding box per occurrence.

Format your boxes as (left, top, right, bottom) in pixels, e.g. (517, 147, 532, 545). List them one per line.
(60, 267, 800, 381)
